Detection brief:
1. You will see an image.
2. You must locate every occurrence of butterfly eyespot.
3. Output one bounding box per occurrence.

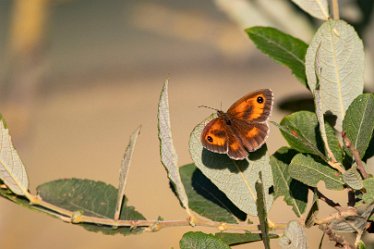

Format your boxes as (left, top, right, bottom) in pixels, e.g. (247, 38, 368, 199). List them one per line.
(207, 136, 213, 143)
(257, 96, 264, 103)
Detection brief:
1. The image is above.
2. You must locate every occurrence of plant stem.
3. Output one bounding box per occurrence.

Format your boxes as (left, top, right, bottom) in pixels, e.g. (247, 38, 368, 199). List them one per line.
(342, 133, 369, 179)
(332, 0, 340, 20)
(315, 188, 341, 210)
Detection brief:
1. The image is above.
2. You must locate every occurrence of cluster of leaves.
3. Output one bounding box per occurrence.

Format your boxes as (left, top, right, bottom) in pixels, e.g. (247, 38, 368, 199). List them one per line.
(0, 1, 374, 249)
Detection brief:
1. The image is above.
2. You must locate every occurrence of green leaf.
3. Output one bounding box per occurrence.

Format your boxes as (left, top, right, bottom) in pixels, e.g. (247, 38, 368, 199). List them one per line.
(357, 240, 367, 249)
(37, 179, 145, 235)
(180, 232, 231, 249)
(270, 147, 308, 217)
(343, 93, 374, 158)
(189, 117, 274, 216)
(342, 165, 363, 190)
(246, 26, 308, 86)
(214, 232, 278, 246)
(256, 174, 270, 249)
(306, 20, 365, 131)
(158, 80, 190, 211)
(363, 178, 374, 204)
(324, 120, 344, 163)
(179, 164, 245, 223)
(279, 221, 307, 249)
(289, 154, 344, 190)
(305, 190, 319, 228)
(278, 111, 326, 159)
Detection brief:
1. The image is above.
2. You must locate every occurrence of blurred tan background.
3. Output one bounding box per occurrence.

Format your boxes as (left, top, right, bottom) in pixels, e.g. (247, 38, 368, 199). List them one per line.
(0, 1, 373, 248)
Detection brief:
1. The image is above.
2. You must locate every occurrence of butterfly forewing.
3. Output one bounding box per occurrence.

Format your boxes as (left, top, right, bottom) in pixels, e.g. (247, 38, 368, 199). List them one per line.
(227, 89, 273, 123)
(201, 118, 228, 154)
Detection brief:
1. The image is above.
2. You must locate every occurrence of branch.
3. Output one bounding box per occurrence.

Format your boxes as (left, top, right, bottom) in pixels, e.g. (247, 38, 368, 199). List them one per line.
(342, 132, 369, 179)
(332, 0, 340, 20)
(315, 207, 357, 225)
(319, 224, 354, 249)
(25, 194, 288, 233)
(314, 188, 341, 210)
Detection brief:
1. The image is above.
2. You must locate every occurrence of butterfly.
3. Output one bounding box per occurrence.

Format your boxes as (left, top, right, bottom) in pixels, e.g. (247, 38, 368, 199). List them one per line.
(201, 89, 273, 160)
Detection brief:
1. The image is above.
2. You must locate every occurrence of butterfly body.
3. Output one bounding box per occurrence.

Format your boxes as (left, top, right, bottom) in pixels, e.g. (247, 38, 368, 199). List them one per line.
(201, 89, 273, 160)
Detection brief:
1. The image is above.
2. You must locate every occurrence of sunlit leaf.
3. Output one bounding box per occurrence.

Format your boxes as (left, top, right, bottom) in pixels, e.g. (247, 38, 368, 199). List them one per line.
(0, 120, 29, 196)
(158, 80, 189, 211)
(363, 178, 374, 204)
(306, 20, 365, 132)
(342, 165, 363, 190)
(291, 0, 329, 20)
(279, 221, 307, 249)
(115, 126, 141, 220)
(256, 174, 270, 249)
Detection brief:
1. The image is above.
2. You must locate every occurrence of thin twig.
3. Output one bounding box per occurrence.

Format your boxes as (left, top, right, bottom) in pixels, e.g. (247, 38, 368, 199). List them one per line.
(314, 188, 341, 210)
(319, 225, 354, 248)
(23, 193, 287, 233)
(342, 133, 369, 179)
(331, 0, 340, 20)
(315, 207, 357, 225)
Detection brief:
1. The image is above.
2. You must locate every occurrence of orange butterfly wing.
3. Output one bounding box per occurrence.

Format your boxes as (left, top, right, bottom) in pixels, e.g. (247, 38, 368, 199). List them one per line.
(201, 118, 228, 154)
(227, 89, 273, 123)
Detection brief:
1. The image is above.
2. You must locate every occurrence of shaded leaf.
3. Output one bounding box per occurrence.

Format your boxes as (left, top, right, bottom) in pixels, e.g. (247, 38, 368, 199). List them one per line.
(343, 165, 363, 190)
(330, 203, 374, 233)
(37, 179, 145, 235)
(305, 190, 319, 228)
(180, 232, 231, 249)
(363, 178, 374, 204)
(291, 0, 329, 20)
(270, 147, 308, 217)
(306, 20, 365, 132)
(179, 164, 244, 223)
(289, 154, 344, 190)
(246, 26, 308, 86)
(279, 221, 307, 249)
(158, 80, 189, 211)
(256, 174, 270, 249)
(343, 93, 374, 158)
(0, 120, 29, 196)
(324, 119, 344, 163)
(189, 117, 274, 216)
(115, 126, 141, 220)
(215, 232, 278, 246)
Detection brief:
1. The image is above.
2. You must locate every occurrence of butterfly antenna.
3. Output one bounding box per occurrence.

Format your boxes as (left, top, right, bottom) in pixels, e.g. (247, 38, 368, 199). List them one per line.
(198, 105, 219, 112)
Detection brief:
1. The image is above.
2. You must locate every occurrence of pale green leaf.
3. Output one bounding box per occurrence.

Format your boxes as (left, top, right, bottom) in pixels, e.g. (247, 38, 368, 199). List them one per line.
(158, 80, 189, 211)
(289, 154, 344, 190)
(306, 20, 365, 131)
(114, 126, 141, 220)
(256, 175, 270, 249)
(0, 120, 29, 196)
(180, 232, 231, 249)
(291, 0, 329, 20)
(342, 165, 363, 190)
(343, 93, 374, 158)
(305, 190, 319, 228)
(279, 221, 307, 249)
(363, 178, 374, 204)
(189, 117, 274, 216)
(270, 147, 308, 217)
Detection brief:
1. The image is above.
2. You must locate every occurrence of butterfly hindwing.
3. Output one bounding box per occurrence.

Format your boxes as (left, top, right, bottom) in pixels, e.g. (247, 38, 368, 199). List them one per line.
(201, 118, 228, 154)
